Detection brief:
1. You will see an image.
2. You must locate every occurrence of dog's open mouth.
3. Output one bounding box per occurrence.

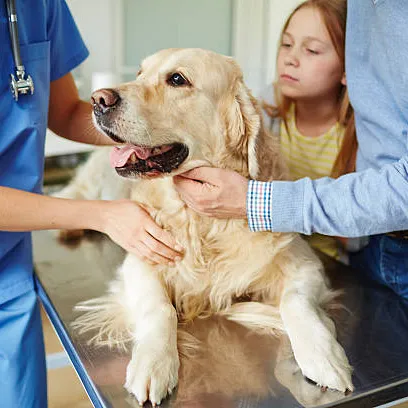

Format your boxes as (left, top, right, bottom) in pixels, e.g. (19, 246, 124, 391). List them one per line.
(110, 143, 189, 177)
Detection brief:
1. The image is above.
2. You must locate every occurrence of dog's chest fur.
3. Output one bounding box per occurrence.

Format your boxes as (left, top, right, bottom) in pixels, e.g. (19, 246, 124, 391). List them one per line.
(130, 178, 293, 320)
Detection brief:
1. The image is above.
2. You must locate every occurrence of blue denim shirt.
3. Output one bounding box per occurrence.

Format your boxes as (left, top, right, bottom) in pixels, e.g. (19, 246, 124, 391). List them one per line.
(249, 0, 408, 237)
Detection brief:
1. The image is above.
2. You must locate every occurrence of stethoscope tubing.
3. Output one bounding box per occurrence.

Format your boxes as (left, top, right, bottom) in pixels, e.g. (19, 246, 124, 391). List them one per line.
(6, 0, 23, 70)
(6, 0, 34, 100)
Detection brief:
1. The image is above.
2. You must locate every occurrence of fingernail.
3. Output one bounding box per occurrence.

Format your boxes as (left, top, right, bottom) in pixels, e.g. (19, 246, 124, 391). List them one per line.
(168, 261, 175, 267)
(175, 245, 183, 252)
(175, 256, 182, 262)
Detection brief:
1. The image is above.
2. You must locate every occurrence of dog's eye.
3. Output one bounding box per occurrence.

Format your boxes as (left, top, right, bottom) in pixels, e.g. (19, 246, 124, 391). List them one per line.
(167, 73, 190, 87)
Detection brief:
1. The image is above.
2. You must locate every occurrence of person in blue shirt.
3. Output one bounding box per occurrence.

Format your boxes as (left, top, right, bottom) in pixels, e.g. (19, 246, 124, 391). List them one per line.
(0, 1, 181, 407)
(173, 0, 408, 299)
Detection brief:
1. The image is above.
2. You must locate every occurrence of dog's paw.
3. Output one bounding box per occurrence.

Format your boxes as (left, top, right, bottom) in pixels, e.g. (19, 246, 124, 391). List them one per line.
(275, 355, 348, 407)
(293, 336, 353, 393)
(125, 341, 180, 406)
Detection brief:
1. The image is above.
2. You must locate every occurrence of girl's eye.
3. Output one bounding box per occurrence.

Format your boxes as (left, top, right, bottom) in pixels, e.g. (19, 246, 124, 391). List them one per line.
(281, 43, 292, 48)
(307, 49, 319, 55)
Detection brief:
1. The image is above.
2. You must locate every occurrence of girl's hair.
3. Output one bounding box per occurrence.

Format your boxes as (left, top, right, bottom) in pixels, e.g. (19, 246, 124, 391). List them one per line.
(263, 0, 357, 178)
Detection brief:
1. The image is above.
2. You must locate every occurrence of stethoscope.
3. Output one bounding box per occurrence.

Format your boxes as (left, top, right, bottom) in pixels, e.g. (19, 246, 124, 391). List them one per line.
(6, 0, 34, 101)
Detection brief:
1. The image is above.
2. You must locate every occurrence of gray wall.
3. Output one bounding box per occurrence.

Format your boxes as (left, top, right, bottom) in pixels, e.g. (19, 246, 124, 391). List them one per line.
(123, 0, 233, 71)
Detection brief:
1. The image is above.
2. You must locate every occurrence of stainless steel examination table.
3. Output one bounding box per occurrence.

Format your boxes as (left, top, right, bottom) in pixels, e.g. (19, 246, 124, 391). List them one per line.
(33, 230, 408, 408)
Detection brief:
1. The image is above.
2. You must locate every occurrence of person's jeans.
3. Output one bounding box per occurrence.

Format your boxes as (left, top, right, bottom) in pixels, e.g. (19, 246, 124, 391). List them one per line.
(349, 234, 408, 299)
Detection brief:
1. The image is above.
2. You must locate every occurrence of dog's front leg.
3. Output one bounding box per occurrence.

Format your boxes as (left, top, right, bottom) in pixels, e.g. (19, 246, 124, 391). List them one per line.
(277, 236, 353, 394)
(121, 254, 179, 406)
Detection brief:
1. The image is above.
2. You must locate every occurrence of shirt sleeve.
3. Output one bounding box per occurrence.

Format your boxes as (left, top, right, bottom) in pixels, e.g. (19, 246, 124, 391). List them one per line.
(46, 0, 89, 81)
(247, 156, 408, 237)
(247, 180, 273, 231)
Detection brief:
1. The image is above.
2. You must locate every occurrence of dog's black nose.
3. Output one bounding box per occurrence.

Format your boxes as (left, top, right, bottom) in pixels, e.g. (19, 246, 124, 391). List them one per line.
(91, 88, 120, 115)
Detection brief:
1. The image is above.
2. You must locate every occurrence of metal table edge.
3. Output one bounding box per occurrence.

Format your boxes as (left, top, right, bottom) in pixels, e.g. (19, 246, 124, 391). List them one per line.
(35, 273, 110, 408)
(326, 378, 408, 408)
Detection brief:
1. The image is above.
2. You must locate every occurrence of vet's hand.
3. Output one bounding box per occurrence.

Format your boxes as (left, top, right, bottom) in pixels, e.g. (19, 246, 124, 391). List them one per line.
(173, 167, 248, 219)
(101, 201, 183, 265)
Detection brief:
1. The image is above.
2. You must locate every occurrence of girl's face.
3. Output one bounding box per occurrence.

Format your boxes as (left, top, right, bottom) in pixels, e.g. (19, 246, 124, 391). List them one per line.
(276, 6, 345, 101)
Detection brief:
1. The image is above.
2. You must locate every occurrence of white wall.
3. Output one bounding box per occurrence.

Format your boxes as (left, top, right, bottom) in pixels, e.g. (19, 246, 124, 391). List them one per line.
(122, 0, 232, 79)
(232, 0, 267, 97)
(66, 0, 123, 97)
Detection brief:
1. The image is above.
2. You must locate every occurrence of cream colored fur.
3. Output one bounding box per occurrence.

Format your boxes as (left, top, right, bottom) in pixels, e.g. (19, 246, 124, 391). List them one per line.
(61, 48, 353, 406)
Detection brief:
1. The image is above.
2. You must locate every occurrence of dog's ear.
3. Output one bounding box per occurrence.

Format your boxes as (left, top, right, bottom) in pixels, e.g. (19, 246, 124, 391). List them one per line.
(224, 80, 287, 181)
(223, 81, 260, 179)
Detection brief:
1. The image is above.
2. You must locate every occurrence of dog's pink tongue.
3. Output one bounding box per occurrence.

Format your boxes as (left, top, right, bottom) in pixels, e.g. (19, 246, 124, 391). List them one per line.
(110, 145, 152, 168)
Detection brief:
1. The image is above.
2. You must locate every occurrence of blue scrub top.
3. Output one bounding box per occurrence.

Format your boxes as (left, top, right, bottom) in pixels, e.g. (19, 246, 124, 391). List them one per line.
(0, 0, 89, 303)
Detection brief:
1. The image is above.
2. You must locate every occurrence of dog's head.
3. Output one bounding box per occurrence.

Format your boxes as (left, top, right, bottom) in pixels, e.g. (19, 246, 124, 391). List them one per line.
(92, 48, 281, 181)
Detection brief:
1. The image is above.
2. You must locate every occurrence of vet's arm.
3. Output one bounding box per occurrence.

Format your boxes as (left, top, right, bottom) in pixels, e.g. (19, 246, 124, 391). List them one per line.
(0, 187, 183, 265)
(248, 155, 408, 237)
(47, 73, 114, 146)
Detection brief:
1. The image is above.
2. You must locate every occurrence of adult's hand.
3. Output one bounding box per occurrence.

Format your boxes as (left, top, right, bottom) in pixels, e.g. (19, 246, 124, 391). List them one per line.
(101, 200, 183, 265)
(173, 167, 248, 219)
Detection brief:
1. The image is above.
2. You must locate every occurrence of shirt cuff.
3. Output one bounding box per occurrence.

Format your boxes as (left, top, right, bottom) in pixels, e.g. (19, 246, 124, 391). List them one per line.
(246, 180, 273, 231)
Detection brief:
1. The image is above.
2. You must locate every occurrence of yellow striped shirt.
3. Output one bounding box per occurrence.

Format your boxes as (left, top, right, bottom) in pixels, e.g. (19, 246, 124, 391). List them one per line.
(280, 104, 345, 259)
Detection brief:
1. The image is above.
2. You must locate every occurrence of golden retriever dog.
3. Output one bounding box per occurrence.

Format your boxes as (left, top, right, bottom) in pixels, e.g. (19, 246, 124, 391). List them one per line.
(59, 48, 353, 406)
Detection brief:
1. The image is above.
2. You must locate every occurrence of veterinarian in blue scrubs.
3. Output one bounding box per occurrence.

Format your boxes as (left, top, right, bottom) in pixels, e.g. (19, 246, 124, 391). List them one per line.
(0, 1, 88, 406)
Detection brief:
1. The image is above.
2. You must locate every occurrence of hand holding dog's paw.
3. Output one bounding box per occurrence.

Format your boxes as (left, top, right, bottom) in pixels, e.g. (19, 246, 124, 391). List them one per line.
(125, 340, 180, 406)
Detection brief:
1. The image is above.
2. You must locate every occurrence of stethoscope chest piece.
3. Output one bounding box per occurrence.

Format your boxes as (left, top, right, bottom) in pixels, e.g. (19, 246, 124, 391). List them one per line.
(10, 70, 34, 101)
(7, 0, 35, 101)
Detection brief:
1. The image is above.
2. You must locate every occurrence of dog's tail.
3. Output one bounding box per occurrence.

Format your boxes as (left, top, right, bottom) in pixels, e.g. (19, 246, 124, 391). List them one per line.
(71, 291, 132, 351)
(71, 290, 204, 358)
(218, 302, 285, 335)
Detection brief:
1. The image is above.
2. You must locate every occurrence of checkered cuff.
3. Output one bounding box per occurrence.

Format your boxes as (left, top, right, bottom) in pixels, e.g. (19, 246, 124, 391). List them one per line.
(246, 180, 273, 231)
